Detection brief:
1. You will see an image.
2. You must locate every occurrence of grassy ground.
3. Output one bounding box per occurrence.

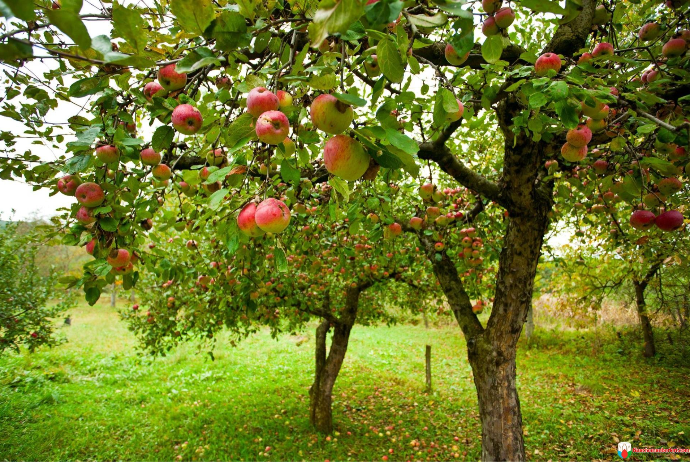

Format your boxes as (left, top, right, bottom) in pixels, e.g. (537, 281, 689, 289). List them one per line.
(0, 300, 689, 461)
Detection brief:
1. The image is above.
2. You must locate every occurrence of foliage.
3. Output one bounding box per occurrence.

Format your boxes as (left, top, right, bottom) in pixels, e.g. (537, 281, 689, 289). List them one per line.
(0, 220, 75, 354)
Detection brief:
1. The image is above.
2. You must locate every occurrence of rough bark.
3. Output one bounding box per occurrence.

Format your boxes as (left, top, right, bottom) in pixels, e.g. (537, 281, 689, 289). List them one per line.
(425, 345, 432, 392)
(632, 262, 661, 358)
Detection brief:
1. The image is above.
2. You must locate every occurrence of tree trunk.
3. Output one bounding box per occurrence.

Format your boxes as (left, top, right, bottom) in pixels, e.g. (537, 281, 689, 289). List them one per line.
(633, 280, 656, 357)
(308, 287, 360, 433)
(524, 305, 534, 340)
(425, 344, 432, 392)
(422, 311, 429, 329)
(110, 284, 116, 307)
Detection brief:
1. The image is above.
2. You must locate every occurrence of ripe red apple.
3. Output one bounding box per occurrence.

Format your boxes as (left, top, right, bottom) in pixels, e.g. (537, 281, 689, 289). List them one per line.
(388, 223, 402, 237)
(445, 99, 464, 122)
(419, 183, 434, 200)
(157, 63, 187, 91)
(172, 104, 203, 135)
(276, 90, 293, 108)
(638, 22, 661, 42)
(409, 217, 423, 230)
(655, 210, 684, 231)
(561, 143, 587, 162)
(75, 182, 105, 207)
(566, 125, 592, 148)
(323, 135, 370, 181)
(577, 52, 592, 65)
(140, 148, 161, 166)
(107, 248, 131, 267)
(658, 177, 682, 196)
(482, 16, 499, 36)
(630, 210, 656, 230)
(85, 239, 96, 255)
(76, 206, 96, 225)
(96, 145, 119, 163)
(57, 174, 81, 196)
(662, 38, 687, 58)
(247, 87, 279, 118)
(310, 94, 354, 134)
(256, 110, 290, 145)
(494, 7, 515, 29)
(238, 203, 266, 237)
(434, 242, 445, 251)
(426, 206, 441, 218)
(592, 160, 608, 174)
(206, 149, 226, 166)
(592, 42, 614, 58)
(152, 164, 172, 181)
(255, 198, 291, 233)
(534, 53, 562, 76)
(444, 45, 469, 65)
(482, 0, 502, 14)
(143, 81, 166, 101)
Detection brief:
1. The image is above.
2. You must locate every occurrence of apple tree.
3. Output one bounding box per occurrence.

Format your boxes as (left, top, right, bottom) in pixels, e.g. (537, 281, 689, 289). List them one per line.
(1, 0, 689, 459)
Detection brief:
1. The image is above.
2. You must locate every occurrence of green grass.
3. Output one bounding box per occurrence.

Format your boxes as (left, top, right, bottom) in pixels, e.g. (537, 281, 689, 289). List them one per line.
(1, 301, 689, 461)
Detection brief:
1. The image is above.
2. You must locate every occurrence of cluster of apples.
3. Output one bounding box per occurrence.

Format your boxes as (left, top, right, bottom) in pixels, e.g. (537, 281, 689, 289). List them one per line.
(237, 199, 291, 237)
(144, 64, 204, 136)
(481, 0, 515, 36)
(630, 209, 684, 232)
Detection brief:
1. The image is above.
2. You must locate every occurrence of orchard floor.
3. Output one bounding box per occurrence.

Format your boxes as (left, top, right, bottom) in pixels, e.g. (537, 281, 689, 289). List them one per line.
(1, 301, 689, 461)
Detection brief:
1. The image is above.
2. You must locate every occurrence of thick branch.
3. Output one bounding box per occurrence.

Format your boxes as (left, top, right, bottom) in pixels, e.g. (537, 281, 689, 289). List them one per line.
(414, 42, 526, 69)
(543, 0, 597, 57)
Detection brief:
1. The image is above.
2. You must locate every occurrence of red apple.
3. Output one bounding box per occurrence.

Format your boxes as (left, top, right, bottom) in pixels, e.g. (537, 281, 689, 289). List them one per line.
(655, 210, 684, 231)
(409, 217, 423, 230)
(534, 53, 562, 76)
(76, 206, 96, 225)
(143, 81, 166, 101)
(255, 198, 291, 233)
(444, 44, 470, 66)
(630, 210, 656, 230)
(592, 42, 614, 58)
(85, 239, 96, 255)
(152, 164, 172, 181)
(256, 110, 290, 145)
(639, 23, 661, 42)
(216, 76, 231, 89)
(140, 148, 161, 166)
(238, 203, 266, 237)
(276, 90, 293, 108)
(566, 125, 592, 148)
(310, 94, 354, 135)
(662, 38, 687, 58)
(561, 143, 587, 162)
(172, 104, 203, 135)
(96, 145, 119, 164)
(388, 223, 402, 237)
(482, 16, 499, 36)
(57, 175, 81, 196)
(107, 248, 131, 267)
(494, 7, 515, 29)
(157, 63, 187, 91)
(247, 87, 279, 118)
(323, 135, 370, 181)
(75, 182, 105, 207)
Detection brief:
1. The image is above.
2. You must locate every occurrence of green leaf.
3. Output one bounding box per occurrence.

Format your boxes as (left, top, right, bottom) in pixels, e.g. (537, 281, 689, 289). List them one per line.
(449, 31, 474, 57)
(440, 88, 458, 112)
(182, 169, 202, 187)
(226, 222, 240, 254)
(45, 0, 91, 50)
(226, 113, 256, 147)
(385, 128, 419, 154)
(365, 0, 404, 27)
(65, 155, 91, 174)
(0, 0, 36, 20)
(84, 287, 101, 306)
(377, 36, 404, 83)
(209, 188, 229, 210)
(387, 145, 419, 177)
(98, 217, 119, 232)
(309, 0, 366, 47)
(207, 166, 233, 183)
(333, 92, 367, 107)
(112, 2, 146, 54)
(554, 100, 579, 129)
(407, 12, 447, 28)
(547, 80, 569, 101)
(309, 72, 337, 90)
(152, 126, 175, 152)
(520, 0, 566, 14)
(0, 38, 33, 61)
(275, 247, 288, 272)
(329, 176, 350, 202)
(175, 48, 221, 73)
(528, 92, 548, 109)
(640, 157, 678, 176)
(170, 0, 215, 35)
(211, 11, 251, 51)
(372, 148, 403, 168)
(481, 35, 503, 64)
(280, 159, 301, 184)
(69, 76, 109, 98)
(431, 0, 471, 15)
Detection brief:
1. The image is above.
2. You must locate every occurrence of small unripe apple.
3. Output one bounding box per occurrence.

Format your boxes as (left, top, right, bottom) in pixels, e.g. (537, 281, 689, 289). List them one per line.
(75, 182, 105, 208)
(323, 135, 370, 181)
(247, 87, 279, 118)
(310, 94, 354, 135)
(216, 76, 231, 89)
(282, 137, 296, 156)
(592, 160, 608, 174)
(444, 44, 469, 66)
(534, 53, 562, 76)
(419, 183, 434, 200)
(58, 174, 81, 196)
(364, 55, 381, 77)
(157, 63, 187, 91)
(206, 149, 226, 166)
(577, 52, 593, 65)
(256, 110, 290, 145)
(586, 117, 607, 132)
(255, 198, 291, 233)
(96, 145, 119, 164)
(238, 203, 266, 237)
(445, 99, 464, 122)
(140, 148, 161, 166)
(592, 5, 610, 25)
(658, 177, 682, 196)
(172, 104, 203, 135)
(85, 239, 96, 255)
(482, 0, 502, 14)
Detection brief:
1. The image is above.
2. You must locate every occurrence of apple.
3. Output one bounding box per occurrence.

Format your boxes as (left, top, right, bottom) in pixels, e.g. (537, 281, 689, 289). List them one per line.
(586, 117, 607, 132)
(566, 125, 592, 148)
(658, 177, 682, 196)
(577, 52, 593, 65)
(592, 5, 610, 25)
(76, 206, 96, 224)
(255, 198, 291, 233)
(534, 53, 562, 76)
(434, 242, 445, 251)
(57, 175, 81, 196)
(482, 16, 499, 36)
(143, 81, 166, 101)
(172, 104, 203, 135)
(409, 217, 423, 230)
(445, 44, 469, 65)
(206, 149, 226, 166)
(310, 94, 354, 134)
(140, 148, 161, 166)
(655, 210, 684, 231)
(482, 0, 502, 14)
(216, 76, 231, 89)
(388, 223, 402, 237)
(639, 23, 661, 42)
(96, 145, 119, 164)
(199, 167, 211, 181)
(494, 7, 515, 29)
(592, 42, 614, 58)
(75, 182, 105, 207)
(276, 90, 293, 108)
(592, 160, 609, 174)
(561, 143, 587, 162)
(323, 135, 370, 181)
(581, 101, 609, 120)
(630, 210, 656, 230)
(256, 110, 290, 145)
(426, 206, 441, 218)
(365, 54, 381, 77)
(85, 239, 96, 255)
(157, 63, 187, 91)
(238, 203, 266, 237)
(152, 164, 172, 181)
(662, 38, 687, 58)
(419, 183, 434, 200)
(445, 99, 464, 122)
(282, 137, 296, 156)
(643, 192, 666, 207)
(186, 240, 197, 249)
(247, 87, 279, 118)
(179, 181, 190, 194)
(107, 248, 131, 267)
